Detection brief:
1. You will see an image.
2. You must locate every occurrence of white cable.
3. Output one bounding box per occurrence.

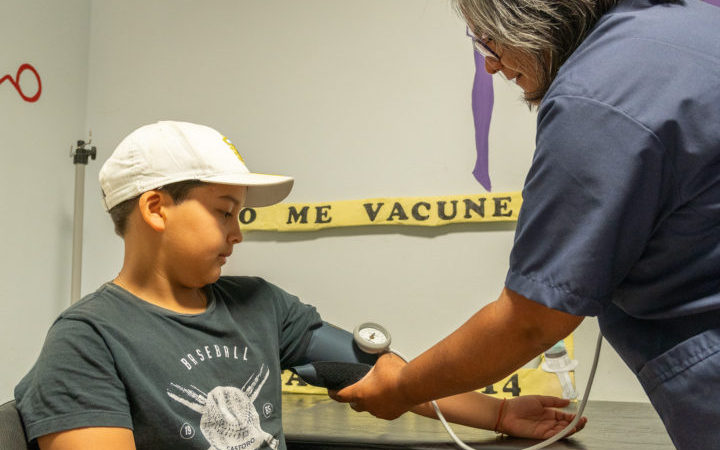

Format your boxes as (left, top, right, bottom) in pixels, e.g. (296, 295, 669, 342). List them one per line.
(390, 349, 478, 450)
(390, 331, 603, 450)
(521, 332, 602, 450)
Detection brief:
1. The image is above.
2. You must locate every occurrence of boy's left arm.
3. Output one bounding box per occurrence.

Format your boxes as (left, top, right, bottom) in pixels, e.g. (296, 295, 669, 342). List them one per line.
(412, 392, 587, 439)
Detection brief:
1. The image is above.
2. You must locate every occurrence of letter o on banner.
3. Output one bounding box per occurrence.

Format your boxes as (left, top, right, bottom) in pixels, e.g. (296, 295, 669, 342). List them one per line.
(239, 208, 257, 225)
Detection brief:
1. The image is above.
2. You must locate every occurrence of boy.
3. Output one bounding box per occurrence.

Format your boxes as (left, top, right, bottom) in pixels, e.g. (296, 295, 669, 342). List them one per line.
(15, 121, 585, 449)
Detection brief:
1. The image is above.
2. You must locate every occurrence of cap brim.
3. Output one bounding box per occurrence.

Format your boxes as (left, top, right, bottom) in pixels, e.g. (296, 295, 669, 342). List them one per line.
(203, 172, 294, 207)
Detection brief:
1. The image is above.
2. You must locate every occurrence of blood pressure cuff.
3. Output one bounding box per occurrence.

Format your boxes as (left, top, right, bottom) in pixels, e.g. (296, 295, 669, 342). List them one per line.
(290, 322, 379, 389)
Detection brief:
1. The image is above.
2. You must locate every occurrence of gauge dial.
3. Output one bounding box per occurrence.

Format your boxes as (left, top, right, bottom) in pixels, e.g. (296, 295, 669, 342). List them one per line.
(358, 327, 387, 344)
(353, 322, 391, 354)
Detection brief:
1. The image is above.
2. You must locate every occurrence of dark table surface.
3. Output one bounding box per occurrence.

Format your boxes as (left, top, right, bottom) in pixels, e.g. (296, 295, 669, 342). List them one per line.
(282, 394, 675, 449)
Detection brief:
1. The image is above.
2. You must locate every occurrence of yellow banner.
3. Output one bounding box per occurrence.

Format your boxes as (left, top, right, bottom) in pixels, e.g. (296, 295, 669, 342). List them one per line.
(240, 191, 522, 232)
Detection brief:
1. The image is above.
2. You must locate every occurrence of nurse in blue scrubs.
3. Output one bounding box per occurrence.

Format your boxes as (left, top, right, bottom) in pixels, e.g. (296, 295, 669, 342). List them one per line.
(333, 1, 720, 448)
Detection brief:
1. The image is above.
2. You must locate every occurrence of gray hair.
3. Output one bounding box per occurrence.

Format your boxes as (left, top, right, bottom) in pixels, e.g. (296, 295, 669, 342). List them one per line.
(453, 0, 680, 104)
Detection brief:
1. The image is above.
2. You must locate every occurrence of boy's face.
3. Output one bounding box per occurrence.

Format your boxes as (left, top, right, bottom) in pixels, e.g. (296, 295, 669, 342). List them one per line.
(161, 183, 247, 288)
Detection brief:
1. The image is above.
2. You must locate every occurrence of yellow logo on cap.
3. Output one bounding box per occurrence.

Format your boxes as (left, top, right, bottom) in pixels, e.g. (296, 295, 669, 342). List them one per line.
(223, 136, 244, 162)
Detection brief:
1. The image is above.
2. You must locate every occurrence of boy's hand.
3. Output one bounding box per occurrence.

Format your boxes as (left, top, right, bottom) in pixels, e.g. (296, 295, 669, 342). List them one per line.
(499, 395, 587, 439)
(328, 352, 414, 420)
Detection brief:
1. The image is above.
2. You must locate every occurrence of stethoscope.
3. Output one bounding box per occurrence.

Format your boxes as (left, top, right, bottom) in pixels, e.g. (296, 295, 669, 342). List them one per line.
(353, 322, 603, 450)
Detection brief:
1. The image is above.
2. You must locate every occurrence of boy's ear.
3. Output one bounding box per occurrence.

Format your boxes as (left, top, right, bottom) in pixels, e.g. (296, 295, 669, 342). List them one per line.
(138, 190, 170, 232)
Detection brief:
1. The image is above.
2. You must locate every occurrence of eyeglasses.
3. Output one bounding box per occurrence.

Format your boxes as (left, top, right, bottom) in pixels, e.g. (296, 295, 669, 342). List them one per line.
(466, 27, 500, 63)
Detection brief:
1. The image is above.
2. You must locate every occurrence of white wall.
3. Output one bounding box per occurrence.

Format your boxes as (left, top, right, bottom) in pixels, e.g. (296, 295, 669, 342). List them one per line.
(2, 0, 648, 403)
(0, 0, 91, 400)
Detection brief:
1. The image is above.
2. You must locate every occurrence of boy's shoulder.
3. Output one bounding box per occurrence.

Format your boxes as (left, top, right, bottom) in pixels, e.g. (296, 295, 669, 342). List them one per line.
(215, 275, 266, 288)
(56, 277, 297, 327)
(213, 275, 284, 301)
(213, 276, 311, 312)
(218, 274, 303, 292)
(59, 282, 128, 319)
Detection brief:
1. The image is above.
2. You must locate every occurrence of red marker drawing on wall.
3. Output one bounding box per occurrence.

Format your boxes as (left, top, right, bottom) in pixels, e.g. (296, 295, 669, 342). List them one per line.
(1, 63, 42, 102)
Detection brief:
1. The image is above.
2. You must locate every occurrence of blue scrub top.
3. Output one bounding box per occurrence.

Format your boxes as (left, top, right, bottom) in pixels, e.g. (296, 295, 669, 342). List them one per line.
(505, 2, 720, 446)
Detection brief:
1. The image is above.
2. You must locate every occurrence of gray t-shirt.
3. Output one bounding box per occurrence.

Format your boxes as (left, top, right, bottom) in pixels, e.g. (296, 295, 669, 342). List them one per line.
(15, 276, 322, 450)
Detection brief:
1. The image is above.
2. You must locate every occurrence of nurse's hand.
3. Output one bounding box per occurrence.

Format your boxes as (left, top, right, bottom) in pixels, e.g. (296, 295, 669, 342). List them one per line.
(329, 352, 415, 420)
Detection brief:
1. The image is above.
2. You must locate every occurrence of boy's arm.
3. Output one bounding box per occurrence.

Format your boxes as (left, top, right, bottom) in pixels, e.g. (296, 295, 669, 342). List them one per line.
(411, 392, 586, 439)
(38, 427, 136, 450)
(411, 391, 499, 429)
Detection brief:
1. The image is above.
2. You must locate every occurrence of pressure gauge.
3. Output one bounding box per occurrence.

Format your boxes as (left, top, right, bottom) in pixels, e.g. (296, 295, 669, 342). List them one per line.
(353, 322, 391, 354)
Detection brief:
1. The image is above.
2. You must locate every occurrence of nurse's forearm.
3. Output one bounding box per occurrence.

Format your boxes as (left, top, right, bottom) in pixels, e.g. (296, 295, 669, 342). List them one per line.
(398, 288, 583, 406)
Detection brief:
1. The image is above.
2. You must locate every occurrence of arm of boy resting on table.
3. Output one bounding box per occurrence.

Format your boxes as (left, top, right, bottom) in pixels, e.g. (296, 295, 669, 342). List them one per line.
(332, 287, 584, 420)
(38, 427, 136, 450)
(411, 392, 586, 439)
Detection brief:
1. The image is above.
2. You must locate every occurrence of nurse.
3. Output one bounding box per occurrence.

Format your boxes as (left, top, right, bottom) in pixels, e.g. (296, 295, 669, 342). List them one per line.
(332, 1, 720, 449)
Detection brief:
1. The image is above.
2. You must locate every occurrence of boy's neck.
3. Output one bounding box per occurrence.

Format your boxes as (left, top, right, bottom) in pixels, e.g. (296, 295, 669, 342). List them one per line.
(113, 271, 208, 314)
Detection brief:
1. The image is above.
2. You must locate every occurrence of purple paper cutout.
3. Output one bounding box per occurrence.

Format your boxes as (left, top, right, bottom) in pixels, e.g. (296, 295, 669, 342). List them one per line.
(471, 50, 494, 191)
(467, 0, 720, 192)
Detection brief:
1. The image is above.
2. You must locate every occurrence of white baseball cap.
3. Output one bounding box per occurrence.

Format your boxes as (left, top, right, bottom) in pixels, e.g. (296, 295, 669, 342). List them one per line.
(99, 120, 294, 210)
